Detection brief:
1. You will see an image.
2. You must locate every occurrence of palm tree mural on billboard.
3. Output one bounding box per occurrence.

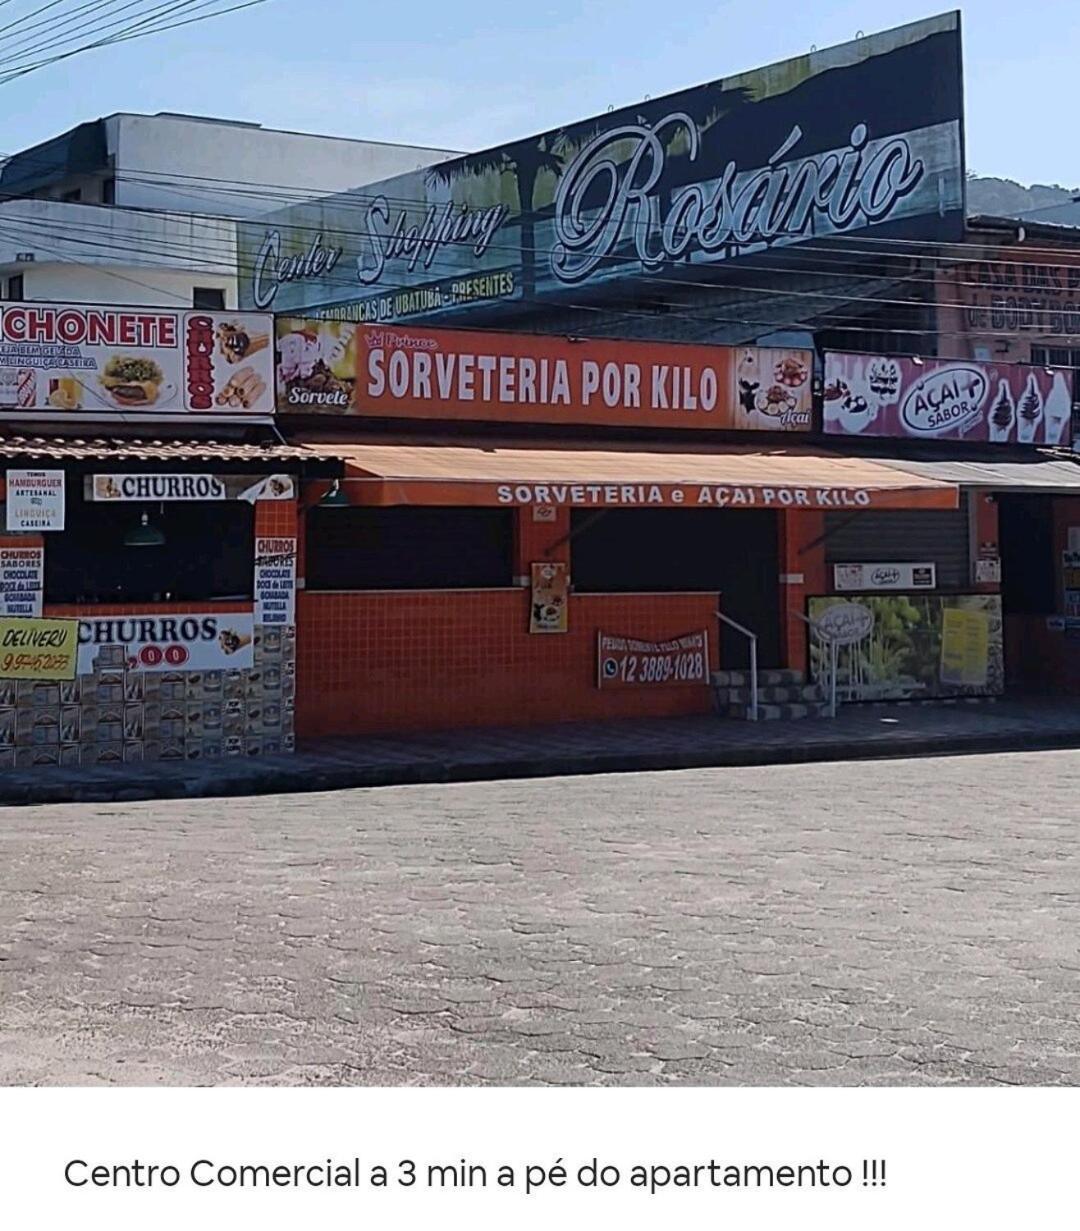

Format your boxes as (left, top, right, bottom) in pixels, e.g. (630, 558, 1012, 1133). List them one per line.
(424, 84, 753, 301)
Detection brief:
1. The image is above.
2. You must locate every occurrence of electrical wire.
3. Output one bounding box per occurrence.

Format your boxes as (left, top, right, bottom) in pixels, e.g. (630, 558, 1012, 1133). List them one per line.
(0, 0, 266, 83)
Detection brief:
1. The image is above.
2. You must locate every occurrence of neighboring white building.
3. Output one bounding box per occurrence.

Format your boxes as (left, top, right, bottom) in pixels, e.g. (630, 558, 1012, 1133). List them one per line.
(0, 113, 459, 308)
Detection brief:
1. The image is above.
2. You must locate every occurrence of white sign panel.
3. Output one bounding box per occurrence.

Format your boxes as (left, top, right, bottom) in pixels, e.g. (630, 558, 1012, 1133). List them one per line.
(76, 611, 255, 674)
(89, 474, 295, 502)
(254, 537, 297, 626)
(0, 304, 274, 418)
(6, 469, 65, 530)
(0, 545, 43, 616)
(833, 562, 936, 592)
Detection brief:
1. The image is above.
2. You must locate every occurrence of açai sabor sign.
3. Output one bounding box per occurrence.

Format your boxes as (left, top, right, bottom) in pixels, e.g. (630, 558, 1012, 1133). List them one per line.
(275, 320, 812, 432)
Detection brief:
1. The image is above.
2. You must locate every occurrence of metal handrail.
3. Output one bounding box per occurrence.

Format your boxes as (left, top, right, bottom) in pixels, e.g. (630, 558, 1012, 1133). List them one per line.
(790, 610, 838, 718)
(715, 609, 758, 721)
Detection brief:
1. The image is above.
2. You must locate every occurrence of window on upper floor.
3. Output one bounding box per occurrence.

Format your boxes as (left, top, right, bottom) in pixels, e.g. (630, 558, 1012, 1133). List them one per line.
(6, 274, 24, 302)
(192, 287, 226, 310)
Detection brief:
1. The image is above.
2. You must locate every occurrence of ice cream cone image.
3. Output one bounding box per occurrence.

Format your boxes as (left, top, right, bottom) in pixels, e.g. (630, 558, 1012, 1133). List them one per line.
(988, 379, 1015, 442)
(1017, 372, 1044, 444)
(1043, 370, 1072, 445)
(217, 322, 269, 363)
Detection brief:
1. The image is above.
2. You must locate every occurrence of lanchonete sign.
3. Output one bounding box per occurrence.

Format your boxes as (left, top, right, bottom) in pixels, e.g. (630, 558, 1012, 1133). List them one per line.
(238, 13, 963, 320)
(0, 303, 275, 418)
(275, 320, 813, 432)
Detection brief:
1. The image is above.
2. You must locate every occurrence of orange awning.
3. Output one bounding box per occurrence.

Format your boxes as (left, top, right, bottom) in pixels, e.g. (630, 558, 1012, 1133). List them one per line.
(295, 439, 959, 511)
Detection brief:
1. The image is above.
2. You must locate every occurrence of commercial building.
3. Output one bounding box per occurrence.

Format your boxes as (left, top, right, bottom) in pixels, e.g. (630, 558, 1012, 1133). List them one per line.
(4, 12, 1080, 776)
(0, 113, 458, 309)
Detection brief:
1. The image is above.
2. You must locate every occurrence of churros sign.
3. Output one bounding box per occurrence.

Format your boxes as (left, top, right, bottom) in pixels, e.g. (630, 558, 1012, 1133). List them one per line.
(276, 320, 813, 433)
(0, 302, 275, 419)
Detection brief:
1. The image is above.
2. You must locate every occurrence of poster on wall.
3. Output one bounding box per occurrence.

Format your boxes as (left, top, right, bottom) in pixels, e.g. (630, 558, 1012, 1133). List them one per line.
(807, 594, 1003, 701)
(275, 319, 813, 433)
(76, 612, 255, 675)
(0, 617, 77, 680)
(597, 630, 710, 689)
(254, 537, 297, 627)
(240, 14, 963, 320)
(529, 562, 569, 633)
(823, 352, 1074, 445)
(939, 606, 991, 688)
(0, 304, 275, 419)
(6, 470, 64, 530)
(0, 545, 43, 616)
(833, 562, 936, 592)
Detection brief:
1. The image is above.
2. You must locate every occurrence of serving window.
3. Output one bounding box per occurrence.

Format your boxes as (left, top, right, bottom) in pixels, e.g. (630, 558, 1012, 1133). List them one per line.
(44, 491, 255, 604)
(307, 506, 514, 591)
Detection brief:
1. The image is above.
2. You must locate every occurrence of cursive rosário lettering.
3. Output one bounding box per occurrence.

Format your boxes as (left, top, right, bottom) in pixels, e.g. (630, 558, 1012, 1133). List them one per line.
(551, 115, 925, 283)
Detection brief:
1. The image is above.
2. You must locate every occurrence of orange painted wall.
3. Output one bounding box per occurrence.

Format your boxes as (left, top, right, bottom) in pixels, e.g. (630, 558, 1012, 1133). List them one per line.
(296, 588, 719, 738)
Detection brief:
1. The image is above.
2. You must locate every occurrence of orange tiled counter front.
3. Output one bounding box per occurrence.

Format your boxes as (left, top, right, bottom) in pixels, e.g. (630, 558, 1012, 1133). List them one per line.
(296, 590, 719, 738)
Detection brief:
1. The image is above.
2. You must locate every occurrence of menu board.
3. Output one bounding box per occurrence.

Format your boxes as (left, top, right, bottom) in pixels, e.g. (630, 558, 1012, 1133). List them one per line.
(0, 303, 275, 418)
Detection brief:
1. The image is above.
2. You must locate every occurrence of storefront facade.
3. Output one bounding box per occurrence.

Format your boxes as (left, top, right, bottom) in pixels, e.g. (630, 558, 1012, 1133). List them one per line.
(0, 439, 343, 768)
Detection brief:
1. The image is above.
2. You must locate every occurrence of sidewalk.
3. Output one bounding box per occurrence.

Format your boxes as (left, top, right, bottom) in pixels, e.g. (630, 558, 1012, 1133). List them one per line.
(1, 695, 1079, 806)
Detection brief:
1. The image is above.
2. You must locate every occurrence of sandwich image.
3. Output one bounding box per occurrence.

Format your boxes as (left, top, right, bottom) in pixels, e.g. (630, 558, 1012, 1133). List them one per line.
(99, 355, 165, 407)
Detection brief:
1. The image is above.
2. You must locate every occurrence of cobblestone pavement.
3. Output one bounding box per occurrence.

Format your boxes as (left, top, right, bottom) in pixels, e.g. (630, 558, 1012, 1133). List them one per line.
(3, 696, 1080, 806)
(2, 749, 1079, 1086)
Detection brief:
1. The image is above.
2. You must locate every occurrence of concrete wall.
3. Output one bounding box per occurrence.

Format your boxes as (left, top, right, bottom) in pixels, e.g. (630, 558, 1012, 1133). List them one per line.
(107, 114, 460, 218)
(0, 198, 237, 306)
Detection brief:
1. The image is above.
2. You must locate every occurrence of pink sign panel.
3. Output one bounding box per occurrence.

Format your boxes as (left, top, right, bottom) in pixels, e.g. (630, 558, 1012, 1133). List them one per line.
(823, 353, 1074, 445)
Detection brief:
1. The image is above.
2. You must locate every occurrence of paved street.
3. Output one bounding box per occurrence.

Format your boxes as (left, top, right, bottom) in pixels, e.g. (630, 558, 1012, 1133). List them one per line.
(2, 749, 1079, 1086)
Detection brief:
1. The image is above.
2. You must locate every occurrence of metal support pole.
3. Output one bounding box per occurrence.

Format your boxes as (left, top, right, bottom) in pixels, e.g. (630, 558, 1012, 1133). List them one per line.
(749, 634, 759, 722)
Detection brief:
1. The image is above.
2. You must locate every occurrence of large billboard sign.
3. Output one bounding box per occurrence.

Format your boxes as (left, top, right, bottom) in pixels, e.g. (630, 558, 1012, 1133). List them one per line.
(823, 351, 1074, 445)
(239, 13, 964, 321)
(275, 319, 813, 431)
(0, 303, 275, 420)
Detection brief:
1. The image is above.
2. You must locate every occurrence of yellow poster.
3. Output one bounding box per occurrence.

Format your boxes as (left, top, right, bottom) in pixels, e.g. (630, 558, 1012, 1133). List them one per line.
(940, 608, 989, 688)
(530, 562, 569, 633)
(0, 617, 78, 680)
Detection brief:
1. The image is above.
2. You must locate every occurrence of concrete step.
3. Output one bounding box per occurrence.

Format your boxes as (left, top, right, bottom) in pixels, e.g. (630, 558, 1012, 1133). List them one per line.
(717, 684, 826, 705)
(725, 702, 834, 721)
(711, 669, 805, 688)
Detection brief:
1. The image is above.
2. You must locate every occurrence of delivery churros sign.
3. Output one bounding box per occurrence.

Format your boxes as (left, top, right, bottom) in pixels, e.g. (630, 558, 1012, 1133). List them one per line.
(0, 303, 275, 418)
(275, 320, 813, 433)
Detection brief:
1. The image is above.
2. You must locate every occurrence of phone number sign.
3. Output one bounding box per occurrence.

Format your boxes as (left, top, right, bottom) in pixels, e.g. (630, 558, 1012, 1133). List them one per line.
(597, 630, 710, 689)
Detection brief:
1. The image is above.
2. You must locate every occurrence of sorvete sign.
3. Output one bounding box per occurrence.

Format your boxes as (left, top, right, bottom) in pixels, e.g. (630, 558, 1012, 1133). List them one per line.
(0, 303, 275, 418)
(276, 320, 813, 432)
(824, 352, 1074, 444)
(239, 14, 964, 320)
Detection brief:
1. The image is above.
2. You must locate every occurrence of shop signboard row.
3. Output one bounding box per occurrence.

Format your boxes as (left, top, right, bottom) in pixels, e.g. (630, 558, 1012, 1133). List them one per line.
(0, 303, 275, 419)
(823, 352, 1075, 445)
(238, 14, 963, 321)
(275, 320, 813, 433)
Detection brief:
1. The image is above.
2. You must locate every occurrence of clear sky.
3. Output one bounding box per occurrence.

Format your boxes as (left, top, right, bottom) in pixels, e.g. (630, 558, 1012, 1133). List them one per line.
(4, 0, 1077, 187)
